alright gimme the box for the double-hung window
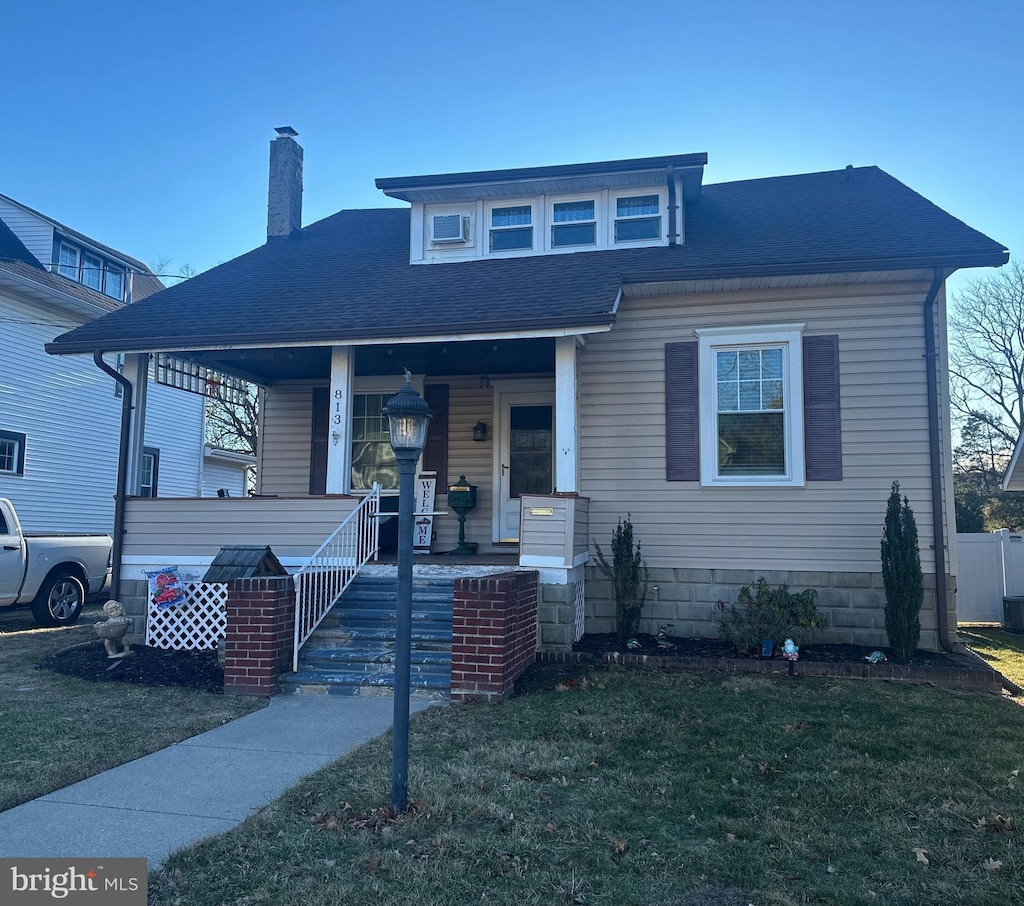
[696,325,805,486]
[489,205,533,252]
[0,430,26,476]
[57,243,80,280]
[103,265,125,300]
[614,194,662,242]
[82,252,103,291]
[551,200,596,248]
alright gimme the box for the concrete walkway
[0,695,431,867]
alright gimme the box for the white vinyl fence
[956,530,1024,623]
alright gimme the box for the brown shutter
[665,341,699,480]
[423,384,449,492]
[803,335,843,481]
[309,386,328,495]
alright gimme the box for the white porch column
[554,335,580,493]
[326,346,354,494]
[124,353,149,496]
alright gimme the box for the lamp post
[384,370,432,813]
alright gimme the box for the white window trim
[548,195,598,250]
[0,430,25,476]
[485,200,535,257]
[57,242,80,280]
[695,324,805,488]
[81,252,103,290]
[613,187,669,245]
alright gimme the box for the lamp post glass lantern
[383,371,431,813]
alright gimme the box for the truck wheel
[31,573,85,627]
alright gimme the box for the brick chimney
[267,127,303,240]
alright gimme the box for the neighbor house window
[551,200,596,247]
[53,238,127,301]
[57,243,80,280]
[140,447,159,497]
[103,264,125,300]
[0,430,26,476]
[351,393,398,491]
[489,205,533,252]
[82,252,103,290]
[614,194,662,242]
[695,325,805,486]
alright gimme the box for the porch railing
[292,483,381,671]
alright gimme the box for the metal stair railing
[292,482,381,671]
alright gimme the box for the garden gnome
[94,599,133,659]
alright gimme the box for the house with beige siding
[46,131,1008,667]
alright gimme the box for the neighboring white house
[0,193,210,533]
[203,446,255,497]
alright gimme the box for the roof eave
[621,250,1010,285]
[45,311,618,357]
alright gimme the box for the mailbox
[447,475,477,510]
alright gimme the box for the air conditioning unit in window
[430,213,469,244]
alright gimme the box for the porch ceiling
[174,337,556,384]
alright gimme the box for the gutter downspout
[94,351,132,600]
[922,268,954,652]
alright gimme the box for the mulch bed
[39,640,225,694]
[522,632,1003,695]
[572,632,960,668]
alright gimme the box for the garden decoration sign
[146,567,186,609]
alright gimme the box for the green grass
[960,627,1024,689]
[151,666,1024,906]
[0,601,263,812]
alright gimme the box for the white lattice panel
[572,577,586,642]
[147,582,227,650]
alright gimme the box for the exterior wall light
[473,421,488,442]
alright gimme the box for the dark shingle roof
[47,166,1007,355]
[0,217,41,266]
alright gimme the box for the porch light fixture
[383,370,432,814]
[479,374,490,389]
[472,421,487,442]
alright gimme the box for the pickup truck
[0,498,112,626]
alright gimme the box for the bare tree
[949,259,1024,449]
[206,385,260,457]
[148,258,258,456]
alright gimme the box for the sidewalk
[0,695,432,867]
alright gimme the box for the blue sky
[2,0,1020,298]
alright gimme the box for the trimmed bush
[881,480,923,661]
[594,515,648,644]
[718,577,826,656]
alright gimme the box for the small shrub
[881,480,923,661]
[594,515,649,644]
[718,577,827,655]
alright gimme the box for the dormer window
[614,194,662,242]
[551,200,596,248]
[55,240,127,301]
[57,243,80,280]
[82,252,103,291]
[489,205,533,252]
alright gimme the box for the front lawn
[152,666,1024,906]
[0,603,262,812]
[960,626,1024,689]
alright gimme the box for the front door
[495,390,554,543]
